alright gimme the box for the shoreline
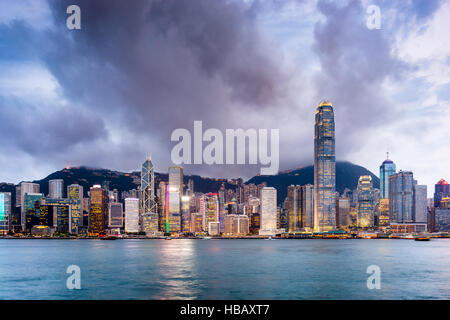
[1,236,449,240]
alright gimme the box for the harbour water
[0,239,449,300]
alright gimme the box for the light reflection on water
[0,239,449,299]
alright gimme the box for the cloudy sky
[0,0,449,195]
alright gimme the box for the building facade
[379,156,396,199]
[49,179,64,199]
[141,157,158,234]
[168,166,183,233]
[389,171,415,223]
[259,187,278,235]
[357,175,375,228]
[0,192,11,235]
[314,101,336,232]
[67,184,83,233]
[89,185,108,235]
[124,198,139,233]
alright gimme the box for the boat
[202,236,212,240]
[165,237,172,240]
[265,236,274,240]
[415,237,430,241]
[101,235,118,240]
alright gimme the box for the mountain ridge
[0,161,379,206]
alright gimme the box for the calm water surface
[0,239,449,299]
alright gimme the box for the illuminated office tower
[259,187,277,235]
[181,195,191,233]
[109,202,123,228]
[301,184,314,230]
[49,179,64,199]
[190,212,203,233]
[157,181,167,233]
[314,101,336,232]
[67,184,83,233]
[168,166,183,233]
[141,157,158,233]
[434,179,449,208]
[125,198,139,233]
[379,154,396,199]
[19,182,40,231]
[357,175,375,228]
[413,184,427,224]
[0,192,11,235]
[89,185,108,235]
[286,185,301,232]
[224,214,249,236]
[40,198,71,233]
[23,193,44,233]
[389,171,414,223]
[378,198,390,226]
[202,193,219,231]
[208,221,220,236]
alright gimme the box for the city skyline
[0,0,449,194]
[1,96,446,237]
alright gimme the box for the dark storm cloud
[1,0,443,181]
[312,0,411,157]
[0,96,107,155]
[45,0,286,123]
[28,0,289,176]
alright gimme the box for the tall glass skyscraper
[314,101,336,232]
[168,166,183,233]
[379,154,396,199]
[141,157,158,234]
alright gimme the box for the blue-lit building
[0,192,11,235]
[314,101,336,232]
[379,155,396,199]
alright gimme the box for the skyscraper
[108,202,123,228]
[314,101,336,232]
[357,175,375,228]
[89,185,108,235]
[0,192,11,235]
[379,154,396,199]
[413,184,427,223]
[67,184,83,233]
[181,195,190,233]
[49,179,64,199]
[301,184,314,230]
[125,198,139,233]
[18,182,40,231]
[434,179,449,208]
[389,171,414,223]
[168,166,183,233]
[141,157,158,233]
[202,193,219,232]
[286,185,301,232]
[259,187,277,235]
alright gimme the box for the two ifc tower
[314,101,336,232]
